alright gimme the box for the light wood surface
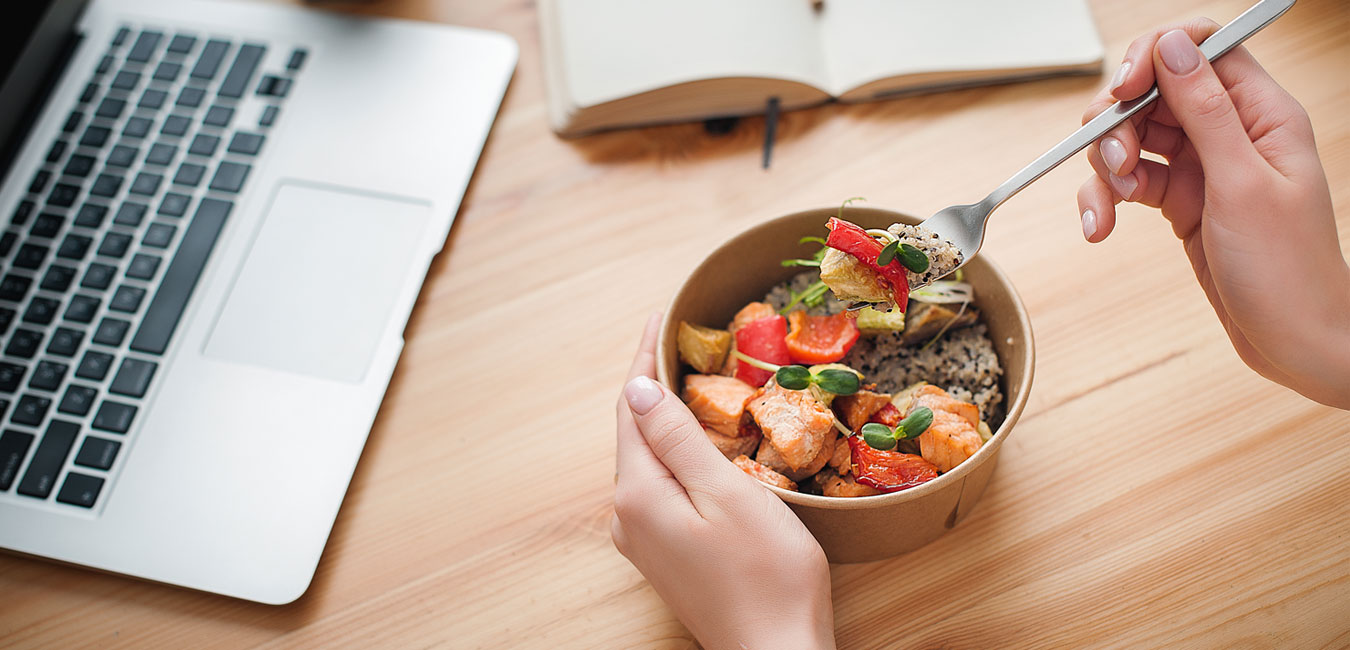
[3,0,1348,647]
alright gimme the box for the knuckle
[1190,86,1236,125]
[612,486,645,523]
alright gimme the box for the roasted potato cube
[678,321,732,374]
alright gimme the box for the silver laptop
[0,0,515,603]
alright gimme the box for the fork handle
[980,0,1296,211]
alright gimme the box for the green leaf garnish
[813,369,860,395]
[836,196,865,220]
[897,244,930,273]
[862,424,897,450]
[779,280,831,314]
[798,236,828,246]
[781,258,821,268]
[895,406,934,439]
[876,239,899,266]
[775,365,811,390]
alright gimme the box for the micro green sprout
[859,406,935,450]
[729,351,860,396]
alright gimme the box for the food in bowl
[675,217,1001,498]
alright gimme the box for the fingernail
[1109,60,1131,93]
[1109,172,1138,200]
[1081,208,1097,241]
[624,376,664,415]
[1100,137,1127,175]
[1158,30,1200,75]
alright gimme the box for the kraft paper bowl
[657,207,1034,563]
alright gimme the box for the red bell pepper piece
[734,315,791,387]
[824,218,910,309]
[848,436,939,493]
[868,403,903,428]
[784,310,860,365]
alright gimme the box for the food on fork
[816,218,962,312]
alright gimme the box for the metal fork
[920,0,1295,270]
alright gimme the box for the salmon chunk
[733,455,797,491]
[832,389,893,431]
[912,384,979,428]
[682,374,756,437]
[705,428,760,460]
[816,470,882,498]
[916,408,982,473]
[746,383,835,471]
[755,433,833,482]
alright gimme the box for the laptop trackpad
[204,182,431,382]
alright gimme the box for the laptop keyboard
[0,26,305,510]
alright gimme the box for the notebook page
[818,0,1103,96]
[553,0,830,107]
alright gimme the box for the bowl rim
[658,206,1035,511]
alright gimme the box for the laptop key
[47,328,84,357]
[63,153,96,177]
[0,232,15,258]
[74,204,108,228]
[167,34,197,54]
[80,125,111,148]
[219,44,266,98]
[97,232,133,259]
[13,200,36,226]
[29,170,52,194]
[161,114,191,137]
[203,105,233,127]
[95,55,114,75]
[12,394,52,427]
[227,132,265,155]
[47,183,80,207]
[14,243,48,269]
[110,70,140,91]
[153,61,182,82]
[56,472,104,508]
[143,223,176,248]
[110,358,157,398]
[111,27,130,47]
[56,233,93,260]
[139,88,168,110]
[64,295,101,324]
[113,202,148,227]
[123,117,153,139]
[129,172,162,196]
[146,142,176,166]
[59,385,98,417]
[0,430,34,491]
[256,75,291,98]
[259,105,279,127]
[131,198,231,355]
[126,253,161,280]
[82,263,117,289]
[92,318,131,346]
[176,86,206,108]
[0,274,33,302]
[0,363,24,392]
[47,139,68,162]
[209,162,250,193]
[108,144,139,167]
[30,213,64,238]
[287,48,307,71]
[74,435,119,469]
[188,134,219,157]
[173,162,206,187]
[191,39,231,80]
[90,173,124,198]
[127,31,163,63]
[110,285,146,313]
[158,192,189,217]
[29,361,68,392]
[92,400,137,433]
[75,350,114,380]
[94,97,125,120]
[17,420,79,499]
[40,265,77,292]
[22,297,60,326]
[0,307,12,335]
[6,329,43,359]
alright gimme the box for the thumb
[623,376,740,491]
[1153,29,1260,176]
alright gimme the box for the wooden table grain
[3,0,1348,647]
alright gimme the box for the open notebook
[540,0,1104,136]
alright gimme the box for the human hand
[1077,21,1350,408]
[612,314,836,650]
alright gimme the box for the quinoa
[887,223,962,289]
[766,270,1004,427]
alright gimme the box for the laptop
[0,0,515,604]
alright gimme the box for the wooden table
[4,0,1347,647]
